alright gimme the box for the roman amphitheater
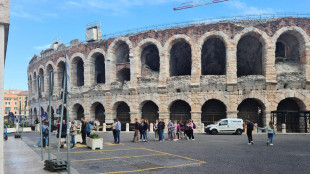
[27,16,310,133]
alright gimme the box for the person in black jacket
[81,117,86,144]
[246,119,254,145]
[158,119,165,142]
[132,118,139,142]
[139,119,147,142]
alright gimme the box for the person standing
[132,118,140,142]
[112,119,117,143]
[173,121,178,141]
[246,119,254,145]
[58,120,67,148]
[114,119,121,144]
[177,121,182,139]
[146,120,150,142]
[259,121,276,146]
[34,120,48,148]
[167,120,173,140]
[158,119,165,142]
[81,117,86,144]
[70,121,77,149]
[139,119,147,142]
[85,120,92,137]
[154,120,159,141]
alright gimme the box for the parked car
[205,118,244,135]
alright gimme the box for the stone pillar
[105,60,111,85]
[227,111,238,118]
[158,52,167,86]
[105,112,114,124]
[264,44,277,83]
[226,42,237,84]
[129,56,138,89]
[191,111,202,133]
[190,46,201,85]
[201,123,205,133]
[129,112,138,123]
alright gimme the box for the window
[8,102,10,105]
[5,107,10,111]
[15,102,17,105]
[219,120,228,126]
[14,107,18,110]
[5,102,7,104]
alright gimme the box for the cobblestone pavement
[13,132,310,174]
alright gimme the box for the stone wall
[27,17,310,133]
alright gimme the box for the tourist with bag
[132,118,140,142]
[70,121,77,149]
[154,119,159,141]
[259,121,276,146]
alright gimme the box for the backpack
[43,128,49,136]
[193,123,196,129]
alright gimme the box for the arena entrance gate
[271,111,310,133]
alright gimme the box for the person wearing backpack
[70,121,77,149]
[34,120,48,148]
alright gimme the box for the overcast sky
[4,0,310,90]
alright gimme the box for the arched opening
[141,44,160,77]
[201,37,226,75]
[116,102,130,124]
[275,32,300,63]
[115,42,130,64]
[94,53,105,84]
[57,61,65,88]
[39,68,44,92]
[201,99,227,126]
[141,101,159,124]
[170,100,191,122]
[237,34,263,77]
[72,57,84,87]
[72,104,84,121]
[276,98,301,132]
[46,64,54,91]
[90,102,105,124]
[117,68,130,84]
[237,98,264,127]
[170,40,192,76]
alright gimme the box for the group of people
[132,119,196,142]
[245,119,276,146]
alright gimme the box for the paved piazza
[14,132,310,174]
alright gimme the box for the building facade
[3,90,29,116]
[27,17,310,133]
[0,0,10,173]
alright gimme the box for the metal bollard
[282,123,286,133]
[150,123,154,133]
[126,123,129,132]
[103,123,106,132]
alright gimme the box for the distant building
[3,90,28,116]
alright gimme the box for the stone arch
[200,34,227,75]
[201,99,227,125]
[272,27,310,84]
[275,97,306,132]
[234,28,269,77]
[28,74,32,94]
[90,102,105,124]
[135,39,162,77]
[117,68,130,84]
[237,98,265,127]
[56,58,65,89]
[87,48,106,86]
[45,62,55,92]
[33,70,38,93]
[169,100,191,122]
[71,103,84,121]
[164,34,194,77]
[71,55,85,87]
[112,101,131,124]
[140,100,159,124]
[38,67,45,92]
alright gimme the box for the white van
[205,118,244,135]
